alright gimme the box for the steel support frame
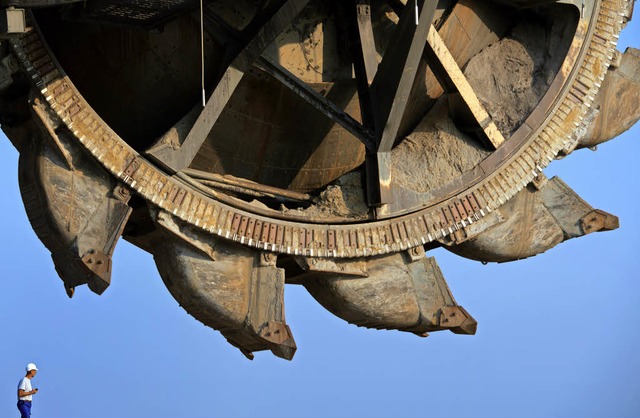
[147,0,505,214]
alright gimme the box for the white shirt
[18,377,32,401]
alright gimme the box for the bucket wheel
[0,0,638,359]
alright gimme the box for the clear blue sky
[1,15,640,418]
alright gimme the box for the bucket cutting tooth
[150,210,296,360]
[18,100,131,295]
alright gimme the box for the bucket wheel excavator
[0,0,638,360]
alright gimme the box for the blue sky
[1,13,640,418]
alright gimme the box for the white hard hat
[26,363,38,372]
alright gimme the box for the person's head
[25,363,38,378]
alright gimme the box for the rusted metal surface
[575,47,640,150]
[304,252,477,336]
[152,210,297,360]
[445,176,620,262]
[19,97,132,295]
[425,26,505,149]
[9,0,624,254]
[255,54,376,151]
[182,167,315,203]
[0,0,637,359]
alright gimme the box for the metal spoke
[255,56,377,152]
[360,0,438,206]
[424,25,505,149]
[340,0,378,131]
[356,0,379,84]
[370,0,437,152]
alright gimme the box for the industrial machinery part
[0,0,638,360]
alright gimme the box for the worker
[17,363,39,418]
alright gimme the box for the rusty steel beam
[181,167,314,203]
[370,0,437,152]
[255,55,377,151]
[342,0,376,130]
[424,25,506,149]
[364,0,437,205]
[340,1,381,205]
[355,0,378,84]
